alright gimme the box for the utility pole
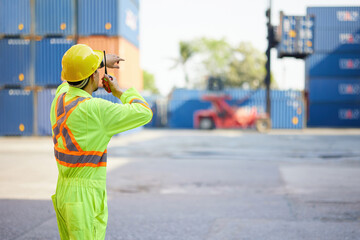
[265,0,272,121]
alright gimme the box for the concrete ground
[0,129,360,240]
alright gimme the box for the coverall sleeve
[101,87,153,137]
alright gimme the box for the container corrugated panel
[0,89,33,136]
[168,99,212,128]
[308,78,360,102]
[78,0,139,47]
[314,29,360,53]
[271,99,304,129]
[308,102,360,127]
[0,0,31,35]
[168,98,265,129]
[37,88,56,136]
[35,38,74,86]
[35,0,75,36]
[78,36,142,90]
[0,39,31,87]
[307,7,360,30]
[170,89,303,102]
[118,0,139,47]
[168,91,304,129]
[306,53,360,77]
[278,15,314,57]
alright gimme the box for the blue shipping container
[35,38,74,86]
[37,88,56,136]
[0,0,31,35]
[171,88,302,101]
[271,99,304,129]
[35,0,75,36]
[0,39,31,87]
[78,0,139,47]
[307,7,360,30]
[314,29,360,53]
[306,53,360,77]
[0,89,33,136]
[168,97,303,129]
[278,15,314,57]
[308,78,360,103]
[308,103,360,127]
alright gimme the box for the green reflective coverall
[50,82,152,239]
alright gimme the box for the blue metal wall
[306,6,360,128]
[308,103,360,127]
[309,78,360,102]
[118,0,139,47]
[307,7,360,30]
[0,89,33,136]
[78,0,139,47]
[0,39,31,87]
[306,53,360,77]
[35,0,75,36]
[0,0,31,35]
[168,89,304,129]
[314,29,360,53]
[37,88,56,136]
[35,38,74,86]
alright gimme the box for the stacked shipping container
[0,0,141,136]
[77,0,142,90]
[306,7,360,127]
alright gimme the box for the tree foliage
[171,41,196,87]
[174,38,275,89]
[143,70,159,94]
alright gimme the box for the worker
[50,44,152,239]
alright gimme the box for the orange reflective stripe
[129,98,148,106]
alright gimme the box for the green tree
[143,70,159,94]
[225,42,266,88]
[171,41,195,87]
[193,37,233,77]
[181,38,275,89]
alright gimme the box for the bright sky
[139,0,360,95]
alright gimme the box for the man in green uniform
[50,44,152,239]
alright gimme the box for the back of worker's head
[61,44,103,89]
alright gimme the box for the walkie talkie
[102,50,112,93]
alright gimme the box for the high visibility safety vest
[50,82,152,179]
[53,92,107,168]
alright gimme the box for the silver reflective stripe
[56,93,65,117]
[54,149,107,165]
[62,127,79,151]
[131,99,149,106]
[53,95,88,149]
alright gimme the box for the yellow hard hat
[61,44,103,82]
